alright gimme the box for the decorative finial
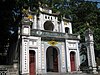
[86,22,89,26]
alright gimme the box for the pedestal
[92,67,98,74]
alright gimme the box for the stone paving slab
[37,71,100,75]
[43,72,100,75]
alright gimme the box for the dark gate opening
[29,50,35,75]
[46,47,58,72]
[70,51,76,71]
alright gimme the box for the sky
[86,0,100,8]
[87,0,100,1]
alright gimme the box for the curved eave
[40,11,60,16]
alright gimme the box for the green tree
[0,0,100,64]
[70,1,100,52]
[39,0,100,55]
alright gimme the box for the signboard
[31,29,65,38]
[31,29,78,40]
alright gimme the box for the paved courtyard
[44,72,100,75]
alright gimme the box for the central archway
[46,46,59,72]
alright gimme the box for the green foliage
[77,3,100,51]
[0,0,100,55]
[17,0,100,51]
[94,28,100,50]
[69,1,100,51]
[38,0,100,51]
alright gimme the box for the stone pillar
[22,17,30,36]
[20,37,29,75]
[37,37,42,74]
[68,22,72,34]
[33,15,37,29]
[61,20,65,33]
[41,44,45,73]
[76,41,81,71]
[13,60,19,75]
[20,18,30,75]
[13,60,18,69]
[85,28,98,74]
[37,14,41,30]
[65,40,71,72]
[37,19,41,30]
[61,43,66,73]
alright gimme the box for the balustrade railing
[0,65,18,75]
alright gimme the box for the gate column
[85,28,98,74]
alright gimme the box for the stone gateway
[20,6,80,75]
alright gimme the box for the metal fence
[0,70,8,75]
[0,65,18,75]
[0,66,8,75]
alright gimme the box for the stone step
[43,72,98,75]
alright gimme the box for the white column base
[21,73,29,75]
[98,66,100,70]
[92,67,98,74]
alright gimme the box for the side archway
[29,50,36,75]
[70,51,76,71]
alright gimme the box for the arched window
[65,27,69,33]
[44,21,54,31]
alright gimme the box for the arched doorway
[46,46,59,72]
[29,50,36,75]
[70,51,76,71]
